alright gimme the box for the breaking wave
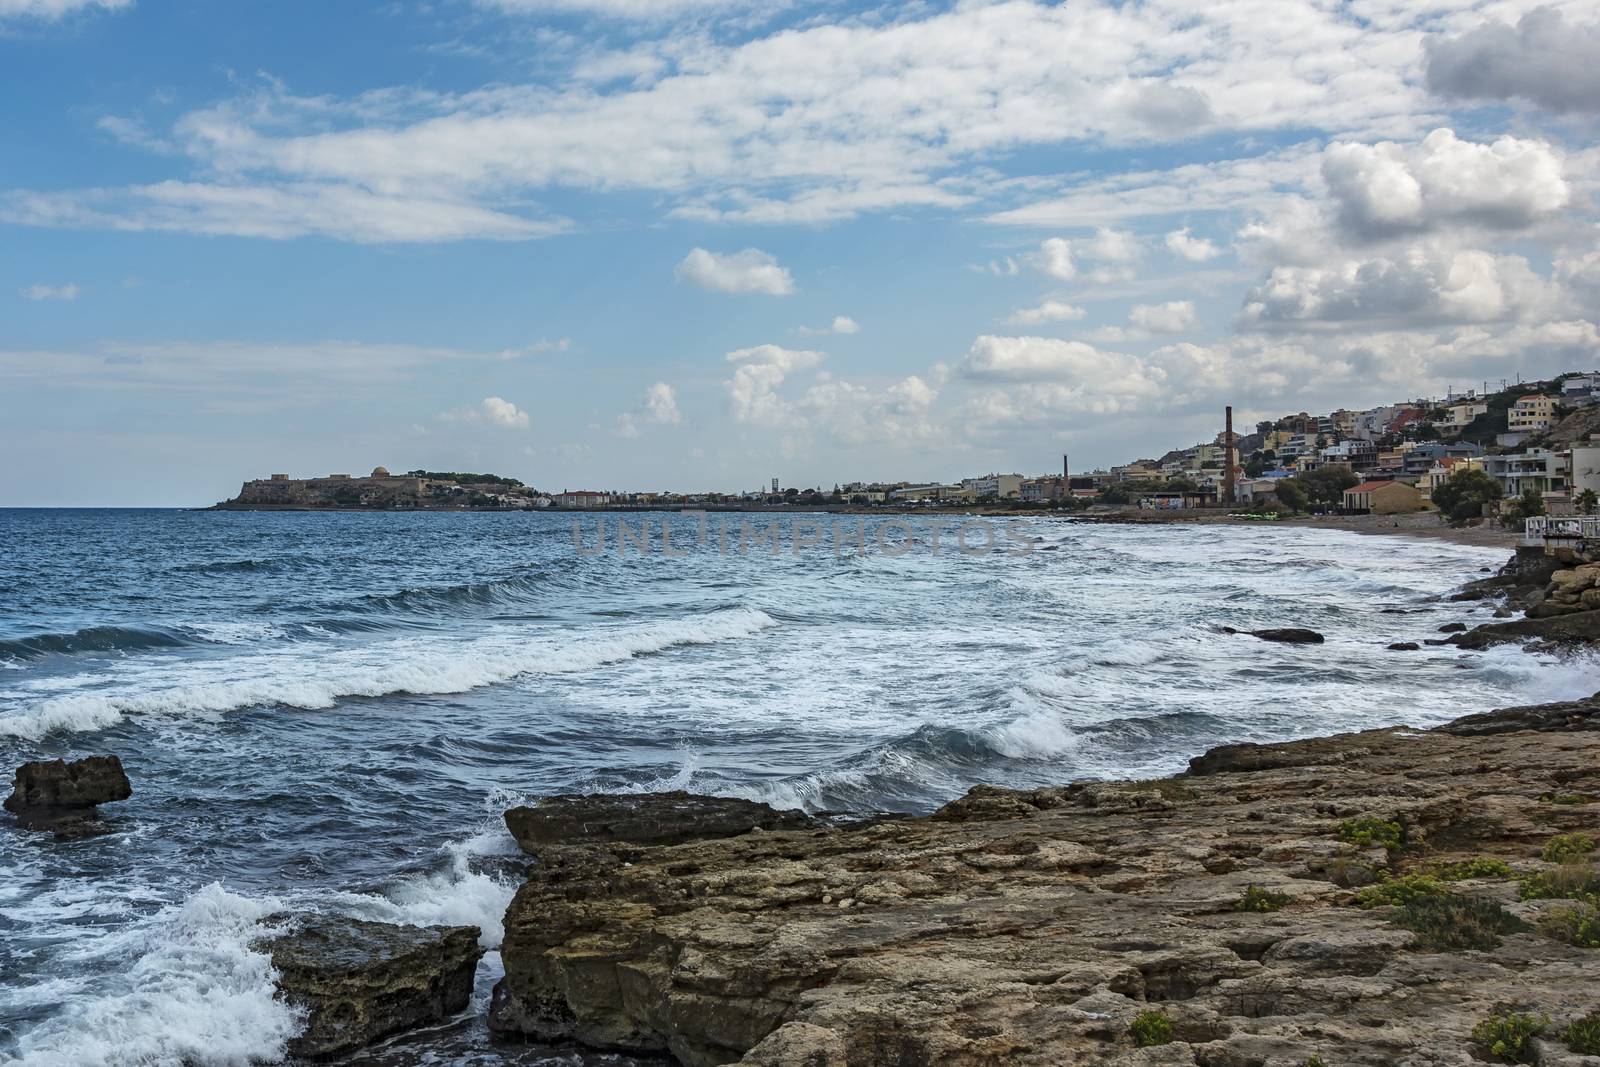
[0,608,777,739]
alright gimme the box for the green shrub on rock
[1429,857,1513,881]
[1355,873,1448,908]
[1538,904,1600,948]
[1564,1010,1600,1055]
[1471,1011,1548,1064]
[1236,885,1292,912]
[1390,894,1528,951]
[1519,863,1600,904]
[1338,816,1404,851]
[1542,833,1596,862]
[1129,1010,1173,1048]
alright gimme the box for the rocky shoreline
[487,696,1600,1066]
[9,545,1600,1065]
[476,547,1600,1066]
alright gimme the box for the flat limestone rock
[504,790,814,854]
[491,692,1600,1066]
[263,917,484,1061]
[4,755,132,838]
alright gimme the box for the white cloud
[959,335,1159,394]
[1083,228,1141,263]
[1165,228,1220,262]
[1006,300,1087,326]
[643,381,681,424]
[478,0,744,16]
[0,0,128,19]
[988,146,1322,228]
[2,181,561,244]
[1426,7,1600,114]
[1024,238,1076,282]
[797,315,860,336]
[723,344,823,424]
[801,372,944,445]
[674,247,795,295]
[20,283,80,301]
[1241,246,1551,329]
[14,0,1492,240]
[1321,129,1568,241]
[446,396,531,429]
[1129,300,1197,333]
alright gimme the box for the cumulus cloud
[1321,129,1568,241]
[959,335,1160,395]
[20,283,80,301]
[1006,300,1087,326]
[801,372,944,445]
[1024,238,1076,282]
[1165,228,1221,262]
[1129,300,1196,333]
[674,247,795,295]
[0,0,128,19]
[442,396,531,428]
[723,344,823,424]
[1241,246,1551,329]
[1426,8,1600,115]
[643,381,681,424]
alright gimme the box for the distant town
[215,371,1600,523]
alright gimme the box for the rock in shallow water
[504,790,814,854]
[1219,626,1324,644]
[262,917,484,1061]
[3,754,131,838]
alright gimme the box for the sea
[0,508,1592,1067]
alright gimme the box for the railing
[1524,516,1600,545]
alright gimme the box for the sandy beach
[1062,509,1524,549]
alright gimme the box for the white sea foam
[0,607,777,739]
[9,884,300,1067]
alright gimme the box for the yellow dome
[371,466,391,478]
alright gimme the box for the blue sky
[3,0,1599,505]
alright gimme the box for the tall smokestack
[1223,406,1236,506]
[1062,453,1069,481]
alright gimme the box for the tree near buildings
[1431,469,1503,525]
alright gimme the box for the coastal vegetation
[1235,885,1291,912]
[1389,894,1528,951]
[1427,857,1514,881]
[1564,1011,1600,1055]
[1354,873,1447,908]
[1541,832,1596,862]
[1128,1011,1172,1048]
[1336,815,1405,851]
[1471,1011,1548,1064]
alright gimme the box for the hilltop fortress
[214,468,542,510]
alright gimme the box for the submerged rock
[1386,641,1420,651]
[490,697,1600,1065]
[4,755,131,838]
[1220,626,1324,644]
[262,916,484,1061]
[1436,622,1467,633]
[504,790,814,855]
